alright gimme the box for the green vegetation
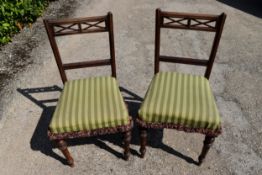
[0,0,48,44]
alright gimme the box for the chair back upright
[154,9,226,79]
[44,12,116,84]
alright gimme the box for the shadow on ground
[17,85,198,166]
[217,0,262,18]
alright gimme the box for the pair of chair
[44,9,226,167]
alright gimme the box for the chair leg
[198,135,215,165]
[57,140,74,167]
[123,130,131,160]
[139,128,147,158]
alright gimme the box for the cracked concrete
[0,0,261,174]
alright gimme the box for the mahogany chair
[137,9,226,165]
[44,12,132,167]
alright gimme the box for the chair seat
[138,72,221,133]
[49,76,129,133]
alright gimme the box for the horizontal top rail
[158,9,225,32]
[160,11,220,20]
[45,15,107,25]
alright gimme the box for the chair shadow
[17,85,198,165]
[217,0,262,18]
[17,86,68,165]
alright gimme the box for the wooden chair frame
[44,12,117,83]
[44,12,132,167]
[138,9,226,165]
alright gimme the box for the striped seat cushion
[139,72,221,132]
[49,76,129,133]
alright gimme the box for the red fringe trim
[48,119,133,140]
[136,118,221,137]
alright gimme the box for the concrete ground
[0,0,261,174]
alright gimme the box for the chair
[137,9,226,165]
[44,12,132,167]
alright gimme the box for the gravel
[0,0,261,174]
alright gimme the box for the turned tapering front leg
[198,135,215,165]
[140,128,147,158]
[123,130,131,160]
[57,140,74,167]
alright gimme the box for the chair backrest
[44,12,116,84]
[154,9,226,79]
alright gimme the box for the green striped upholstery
[49,76,129,133]
[139,72,221,131]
